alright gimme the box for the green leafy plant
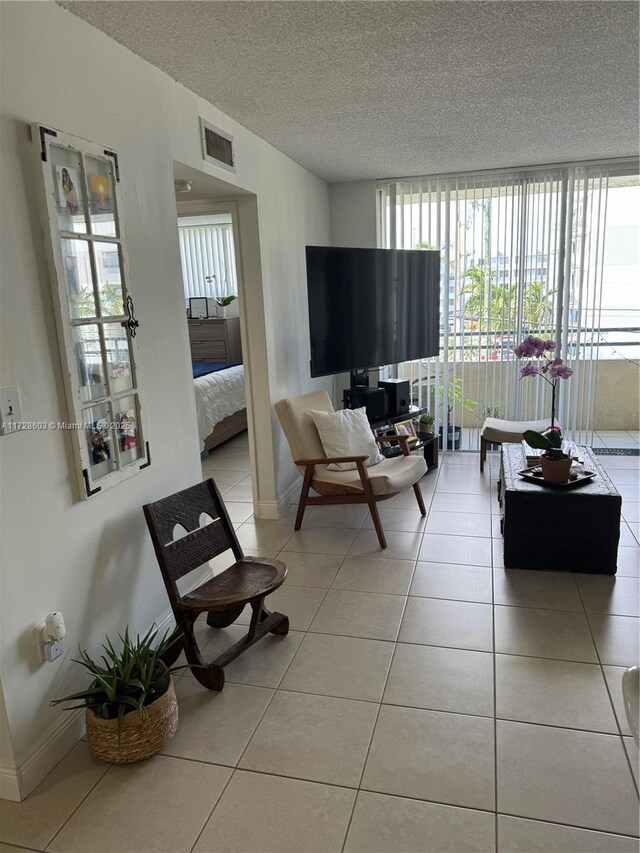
[523,427,566,460]
[215,295,237,307]
[77,281,124,318]
[461,266,555,334]
[481,403,507,420]
[418,412,434,426]
[438,378,477,421]
[51,626,183,730]
[204,272,237,307]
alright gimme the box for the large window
[177,214,238,300]
[34,125,149,497]
[379,161,639,447]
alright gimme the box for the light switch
[0,387,22,435]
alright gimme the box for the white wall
[0,1,329,797]
[330,181,378,248]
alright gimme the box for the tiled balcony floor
[2,431,637,853]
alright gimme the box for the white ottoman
[480,417,556,471]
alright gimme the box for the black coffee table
[497,443,622,574]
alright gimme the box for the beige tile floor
[2,432,638,853]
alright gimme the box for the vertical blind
[378,161,636,449]
[178,218,238,300]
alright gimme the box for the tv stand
[372,406,439,472]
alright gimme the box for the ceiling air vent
[200,118,235,173]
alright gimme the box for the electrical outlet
[0,388,22,435]
[44,640,64,662]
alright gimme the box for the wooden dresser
[188,317,242,363]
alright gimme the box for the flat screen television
[306,246,440,378]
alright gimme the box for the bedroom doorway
[175,189,255,524]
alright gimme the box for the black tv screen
[306,246,440,378]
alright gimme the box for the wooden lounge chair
[143,478,288,691]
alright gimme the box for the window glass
[62,238,95,318]
[103,323,133,393]
[85,155,117,238]
[73,325,106,402]
[94,242,124,317]
[114,394,142,465]
[52,148,87,234]
[84,402,116,480]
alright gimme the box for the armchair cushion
[310,406,383,471]
[274,390,334,473]
[481,417,554,444]
[313,454,426,496]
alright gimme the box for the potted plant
[416,412,435,437]
[204,272,237,318]
[51,626,183,764]
[514,334,574,483]
[214,294,237,318]
[437,379,477,450]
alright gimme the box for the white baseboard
[17,708,85,800]
[0,764,21,802]
[256,476,301,520]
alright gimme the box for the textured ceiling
[59,1,639,183]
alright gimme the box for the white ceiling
[60,1,639,183]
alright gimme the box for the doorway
[172,167,262,528]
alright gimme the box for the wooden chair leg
[412,482,427,516]
[159,626,184,668]
[179,613,225,691]
[480,436,487,472]
[257,601,289,636]
[295,465,314,530]
[355,459,387,548]
[368,497,387,549]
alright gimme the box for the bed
[193,362,247,452]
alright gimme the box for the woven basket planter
[85,677,178,764]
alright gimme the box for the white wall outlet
[44,640,64,662]
[0,387,22,435]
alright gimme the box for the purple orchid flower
[514,339,538,357]
[550,362,573,379]
[519,361,540,377]
[527,335,545,355]
[513,336,573,432]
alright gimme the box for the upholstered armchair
[275,390,427,549]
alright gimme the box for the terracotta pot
[540,455,572,484]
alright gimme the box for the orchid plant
[205,272,237,307]
[513,335,573,460]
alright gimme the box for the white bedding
[194,365,245,450]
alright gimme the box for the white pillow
[310,407,383,471]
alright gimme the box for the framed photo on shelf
[189,297,208,319]
[393,418,418,444]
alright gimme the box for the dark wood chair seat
[143,479,289,692]
[178,558,287,611]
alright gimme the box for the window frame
[32,123,150,499]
